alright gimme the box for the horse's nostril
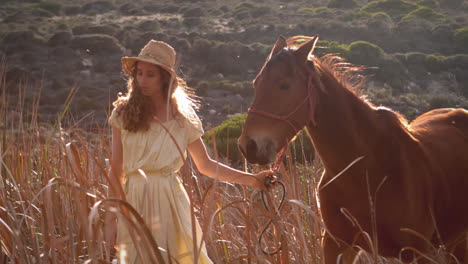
[246,139,258,155]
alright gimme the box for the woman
[108,40,274,263]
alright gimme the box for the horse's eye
[280,84,289,90]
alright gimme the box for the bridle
[248,61,318,139]
[249,60,319,255]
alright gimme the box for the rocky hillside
[1,0,468,128]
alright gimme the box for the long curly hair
[113,62,197,132]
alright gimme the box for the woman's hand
[251,170,277,191]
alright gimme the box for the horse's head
[238,35,319,165]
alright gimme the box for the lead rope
[258,147,287,255]
[257,60,317,255]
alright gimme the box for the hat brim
[121,56,177,82]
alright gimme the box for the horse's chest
[318,180,372,231]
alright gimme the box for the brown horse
[238,35,468,263]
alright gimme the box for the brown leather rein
[249,62,317,255]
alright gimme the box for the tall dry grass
[0,58,458,264]
[0,58,324,263]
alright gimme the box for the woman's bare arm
[188,138,273,190]
[109,126,123,197]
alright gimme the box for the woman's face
[136,61,166,98]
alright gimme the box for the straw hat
[121,40,177,83]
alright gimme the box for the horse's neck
[306,74,377,174]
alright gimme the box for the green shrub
[416,0,440,9]
[463,2,468,11]
[362,0,418,19]
[316,40,349,57]
[428,95,458,109]
[297,7,330,14]
[443,0,464,9]
[138,20,161,32]
[378,55,407,91]
[32,7,55,17]
[297,7,315,13]
[328,0,358,9]
[203,113,247,163]
[347,41,385,66]
[403,52,428,74]
[235,1,256,9]
[340,10,371,21]
[316,7,331,14]
[203,114,315,164]
[444,54,468,69]
[400,52,448,75]
[183,7,205,17]
[371,11,392,20]
[196,81,210,95]
[454,27,468,52]
[401,7,445,22]
[249,42,271,56]
[36,1,62,15]
[368,12,393,31]
[424,54,446,73]
[70,34,124,55]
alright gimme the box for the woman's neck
[150,95,174,122]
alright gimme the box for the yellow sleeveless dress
[109,107,212,264]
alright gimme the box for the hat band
[139,53,174,69]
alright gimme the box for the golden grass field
[0,60,457,263]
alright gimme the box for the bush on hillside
[316,40,349,57]
[362,0,418,19]
[119,3,139,15]
[232,1,270,19]
[328,0,358,9]
[183,17,205,28]
[424,54,446,73]
[32,7,54,17]
[203,113,247,163]
[82,1,115,14]
[402,7,445,22]
[183,7,205,18]
[297,7,315,13]
[403,52,428,74]
[70,34,124,55]
[416,0,440,9]
[48,31,73,46]
[393,19,433,51]
[196,80,251,97]
[347,41,385,66]
[138,20,161,32]
[340,10,371,21]
[192,38,215,59]
[444,54,468,69]
[454,27,468,52]
[368,12,393,33]
[442,0,464,9]
[401,52,452,74]
[63,5,81,16]
[428,95,459,109]
[203,114,315,164]
[235,1,256,10]
[371,11,392,21]
[3,31,45,52]
[36,1,62,15]
[72,24,118,36]
[377,55,407,91]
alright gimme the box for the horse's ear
[295,35,319,62]
[268,36,287,60]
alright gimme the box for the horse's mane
[286,36,366,96]
[285,35,410,128]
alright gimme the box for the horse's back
[410,108,468,246]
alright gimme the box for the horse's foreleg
[323,232,358,264]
